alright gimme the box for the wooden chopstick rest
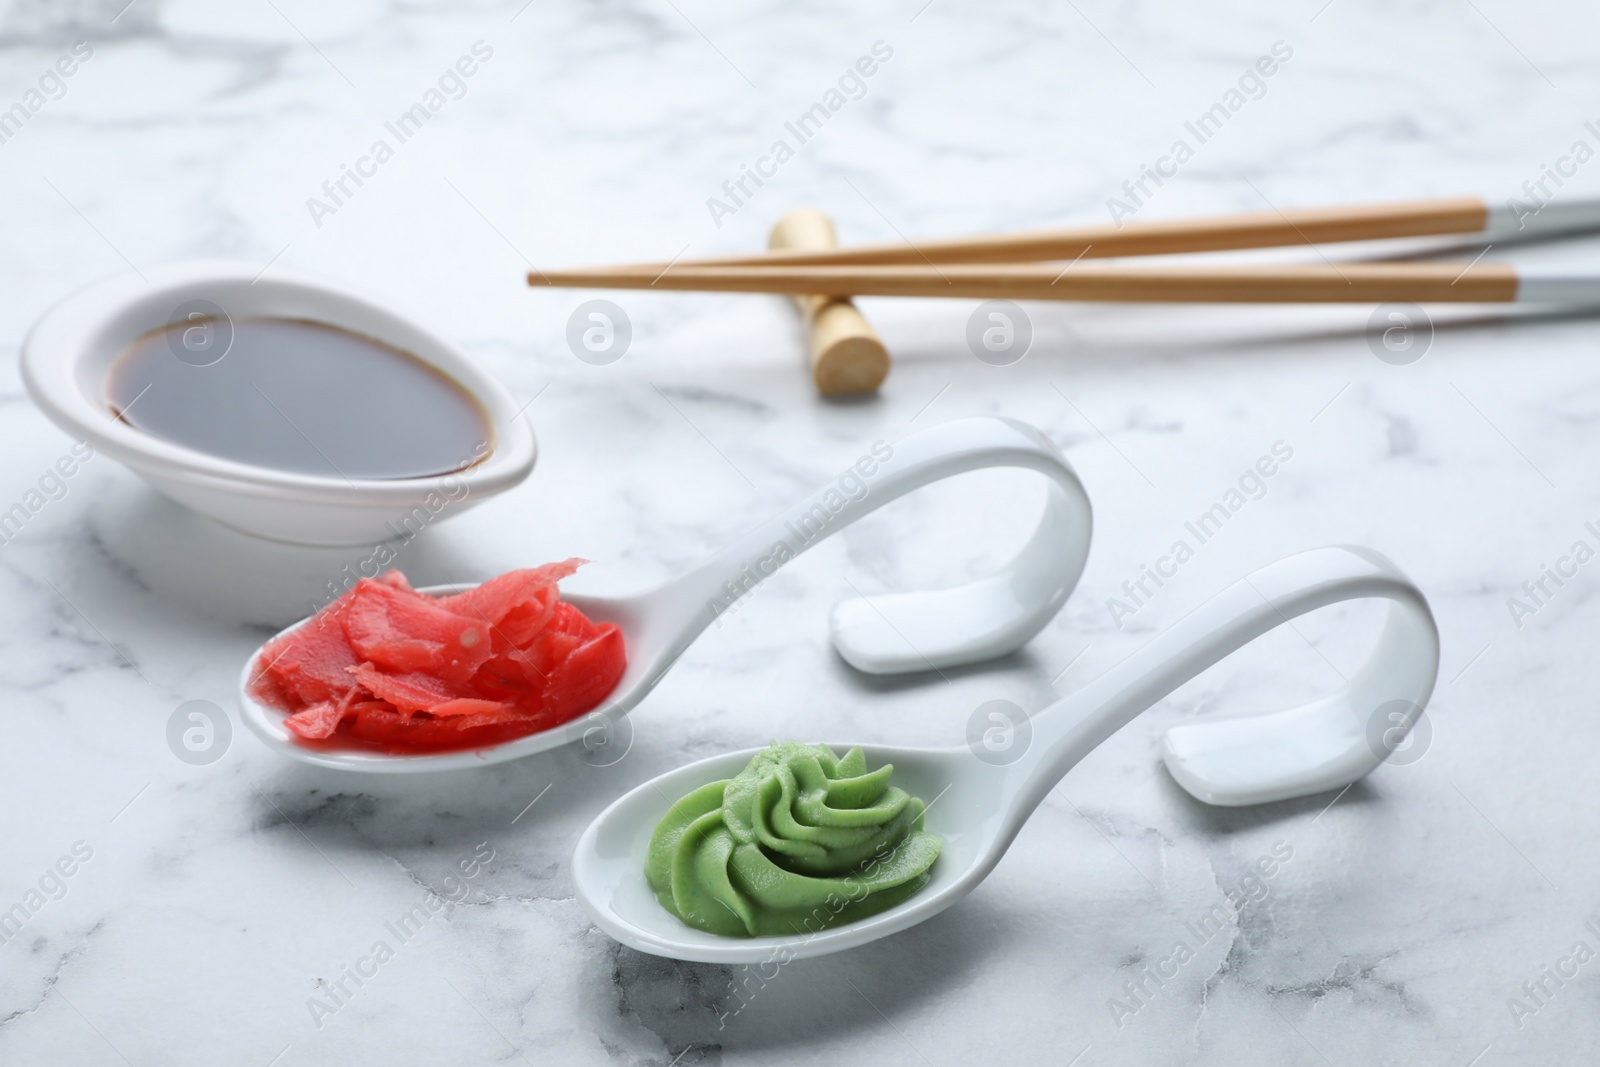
[767,209,889,396]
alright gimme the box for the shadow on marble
[249,742,620,829]
[828,645,1053,694]
[1203,302,1600,359]
[817,390,884,411]
[245,750,613,901]
[609,894,1026,1057]
[882,295,1600,381]
[1154,766,1383,836]
[89,475,479,629]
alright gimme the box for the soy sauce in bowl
[106,316,491,480]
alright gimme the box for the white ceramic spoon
[571,544,1439,963]
[238,416,1093,772]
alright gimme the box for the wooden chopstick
[559,197,1496,272]
[530,262,1523,303]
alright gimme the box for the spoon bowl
[572,544,1440,962]
[572,742,1005,962]
[238,416,1093,771]
[573,742,1007,963]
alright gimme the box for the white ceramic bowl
[21,261,536,546]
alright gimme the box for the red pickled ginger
[248,561,625,753]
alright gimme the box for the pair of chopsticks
[529,196,1600,304]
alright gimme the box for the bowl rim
[20,260,536,504]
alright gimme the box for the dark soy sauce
[107,317,491,480]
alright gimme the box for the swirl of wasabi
[645,741,943,937]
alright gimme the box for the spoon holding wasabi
[571,545,1439,962]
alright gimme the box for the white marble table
[1,1,1597,1063]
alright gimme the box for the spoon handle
[638,415,1091,677]
[1003,546,1438,830]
